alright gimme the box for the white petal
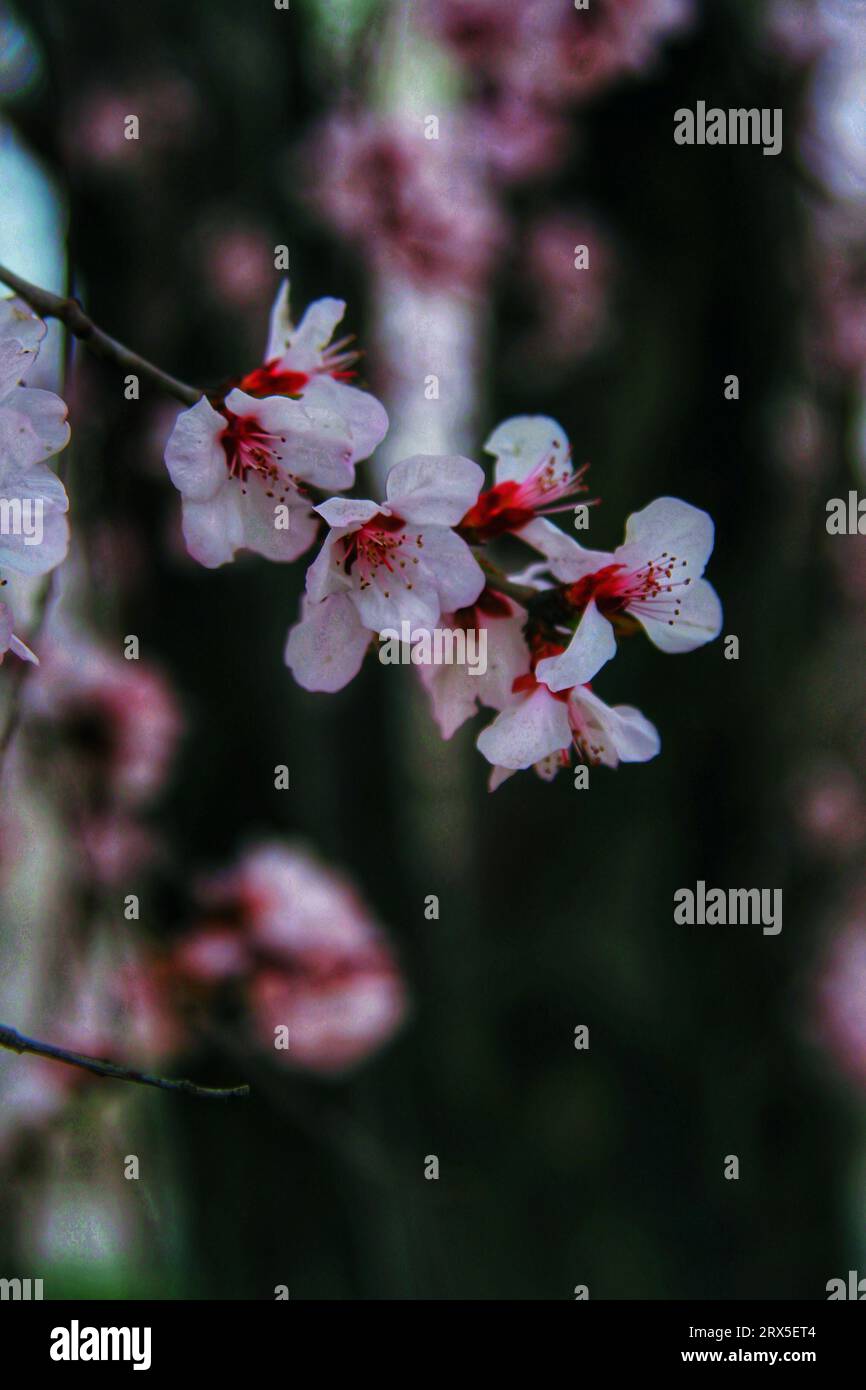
[634,576,723,654]
[418,525,485,612]
[0,337,38,400]
[476,686,571,770]
[0,298,45,354]
[285,594,370,693]
[179,485,244,568]
[305,533,348,603]
[164,396,227,501]
[419,660,480,740]
[568,686,660,768]
[535,599,617,691]
[484,415,570,484]
[301,376,388,464]
[619,496,715,575]
[10,633,38,664]
[240,477,320,562]
[277,296,347,371]
[225,389,355,491]
[264,280,294,362]
[488,764,517,792]
[385,454,484,526]
[517,517,612,581]
[0,387,70,468]
[352,564,440,633]
[315,497,380,530]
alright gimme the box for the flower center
[219,411,299,501]
[459,455,589,541]
[336,512,422,596]
[566,554,692,624]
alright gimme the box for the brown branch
[0,1023,250,1100]
[0,263,202,406]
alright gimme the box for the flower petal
[0,386,70,468]
[568,686,660,768]
[164,396,227,501]
[285,593,370,692]
[301,375,388,464]
[633,576,723,654]
[534,598,617,691]
[484,415,570,484]
[240,477,320,563]
[179,485,244,568]
[314,497,380,530]
[385,454,485,526]
[418,525,485,612]
[476,686,571,770]
[516,517,612,581]
[618,496,715,575]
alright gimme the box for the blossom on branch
[163,285,388,568]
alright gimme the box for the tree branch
[0,1023,250,1100]
[0,263,202,406]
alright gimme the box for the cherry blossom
[175,843,408,1076]
[163,285,388,569]
[164,387,355,568]
[477,667,660,791]
[242,282,388,465]
[0,296,70,578]
[286,454,486,690]
[459,415,596,547]
[530,496,723,691]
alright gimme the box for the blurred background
[1,0,866,1300]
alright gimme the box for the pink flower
[0,297,70,578]
[164,285,388,568]
[529,496,722,690]
[183,843,408,1076]
[477,667,660,790]
[550,0,694,101]
[303,114,504,294]
[816,917,866,1089]
[27,628,182,805]
[286,454,485,691]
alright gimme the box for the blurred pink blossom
[817,915,866,1088]
[179,843,408,1076]
[27,629,182,805]
[302,114,504,294]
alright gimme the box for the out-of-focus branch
[475,553,541,607]
[0,1023,250,1100]
[0,263,201,406]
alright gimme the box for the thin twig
[0,1024,250,1100]
[0,263,201,406]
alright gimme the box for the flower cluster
[163,843,407,1076]
[162,286,722,790]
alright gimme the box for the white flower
[477,678,660,790]
[286,454,486,691]
[163,284,389,569]
[0,297,70,577]
[532,496,723,690]
[164,388,355,568]
[245,282,388,465]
